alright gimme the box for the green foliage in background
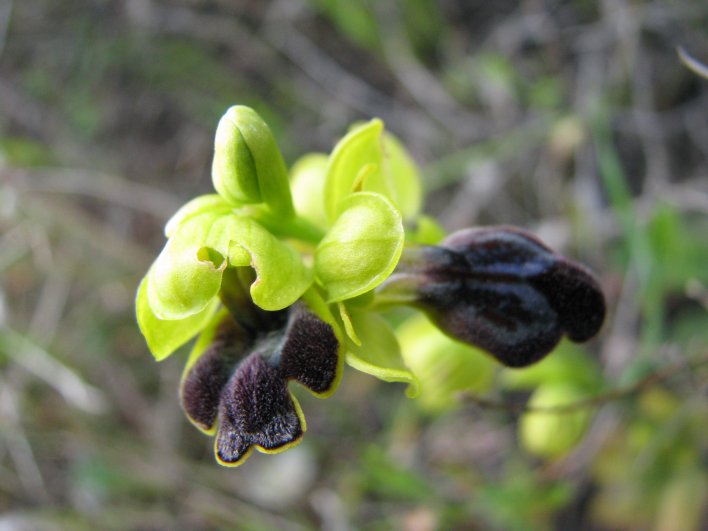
[1,0,707,529]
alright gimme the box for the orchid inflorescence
[136,106,606,466]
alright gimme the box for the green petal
[343,310,419,394]
[147,212,230,320]
[148,211,311,318]
[315,191,404,303]
[397,313,496,411]
[164,194,232,238]
[324,119,423,223]
[324,119,385,224]
[381,132,423,220]
[290,153,329,227]
[212,106,294,217]
[231,217,313,310]
[136,277,220,361]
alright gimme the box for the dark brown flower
[378,226,606,367]
[180,303,341,466]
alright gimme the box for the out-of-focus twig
[28,267,70,347]
[373,3,486,142]
[0,372,49,502]
[0,327,108,414]
[21,194,156,268]
[678,46,708,79]
[262,3,440,145]
[8,168,182,219]
[0,0,13,60]
[461,352,708,414]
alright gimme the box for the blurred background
[1,0,708,529]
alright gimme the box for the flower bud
[212,106,294,217]
[378,226,606,367]
[519,383,591,458]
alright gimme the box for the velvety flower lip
[179,302,341,466]
[179,316,255,434]
[379,226,607,368]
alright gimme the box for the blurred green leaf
[401,0,444,64]
[501,340,602,393]
[360,445,434,501]
[475,464,573,531]
[0,137,53,166]
[398,313,496,411]
[309,0,381,52]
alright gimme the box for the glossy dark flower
[180,302,341,466]
[378,226,606,367]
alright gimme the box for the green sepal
[324,119,423,223]
[290,153,329,227]
[315,191,404,303]
[397,313,496,411]
[212,106,294,217]
[164,194,232,238]
[136,277,220,361]
[343,310,419,395]
[212,111,259,204]
[336,301,361,345]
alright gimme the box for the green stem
[369,245,429,309]
[251,210,326,245]
[461,352,708,414]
